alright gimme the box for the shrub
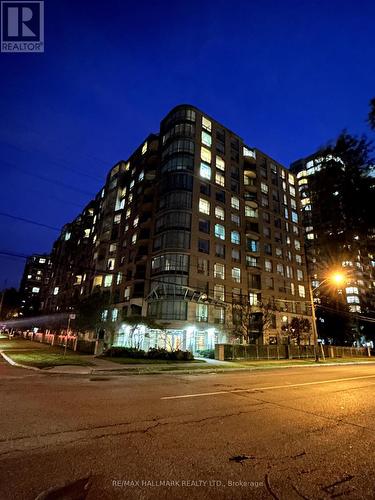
[104,347,146,358]
[103,346,194,361]
[196,349,214,359]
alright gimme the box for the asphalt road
[1,357,375,500]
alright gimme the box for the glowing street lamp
[309,270,346,361]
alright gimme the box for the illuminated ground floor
[113,324,228,353]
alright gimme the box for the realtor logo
[1,1,44,52]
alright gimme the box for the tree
[282,317,311,345]
[226,298,276,344]
[0,288,21,320]
[368,97,375,131]
[75,290,111,333]
[123,316,164,349]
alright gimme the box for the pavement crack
[265,473,280,499]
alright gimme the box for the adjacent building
[19,254,52,316]
[38,105,313,351]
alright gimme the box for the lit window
[231,231,240,245]
[199,198,210,215]
[232,267,241,283]
[130,180,135,190]
[243,147,256,159]
[249,292,258,305]
[133,216,139,227]
[214,284,225,301]
[346,287,359,295]
[104,275,113,287]
[111,308,118,322]
[297,269,303,281]
[201,130,212,147]
[114,214,121,224]
[261,182,269,194]
[291,211,298,223]
[284,208,289,219]
[232,248,240,261]
[53,287,59,295]
[347,295,360,304]
[215,224,225,240]
[349,305,361,313]
[294,240,301,250]
[216,155,225,171]
[291,199,296,209]
[142,142,147,154]
[291,283,295,295]
[32,287,40,293]
[93,276,103,287]
[124,287,131,300]
[132,233,137,245]
[200,162,211,180]
[107,259,115,271]
[214,263,225,279]
[277,263,284,276]
[265,259,272,272]
[296,255,302,265]
[247,239,259,252]
[201,146,211,164]
[298,285,306,298]
[126,209,131,219]
[215,172,225,186]
[290,186,296,197]
[246,256,258,267]
[101,310,108,321]
[125,162,130,171]
[196,303,208,321]
[138,171,144,181]
[64,232,71,241]
[245,206,258,218]
[231,196,240,210]
[116,272,122,285]
[215,206,225,220]
[202,116,212,132]
[288,174,295,185]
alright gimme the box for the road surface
[1,357,375,499]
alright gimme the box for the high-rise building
[41,105,312,351]
[19,254,52,316]
[290,154,375,333]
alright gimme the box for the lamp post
[308,272,345,362]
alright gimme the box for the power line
[0,212,61,231]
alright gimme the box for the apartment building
[290,154,375,323]
[41,105,312,351]
[19,254,52,316]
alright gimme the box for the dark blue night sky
[1,0,374,288]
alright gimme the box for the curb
[0,350,40,372]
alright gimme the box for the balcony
[243,147,257,165]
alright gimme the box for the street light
[309,270,346,361]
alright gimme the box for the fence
[216,343,370,361]
[19,331,96,353]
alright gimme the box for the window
[261,195,269,208]
[196,303,208,322]
[291,211,298,223]
[216,155,225,171]
[32,287,40,293]
[216,190,225,203]
[215,172,225,186]
[215,206,225,220]
[215,224,225,240]
[200,162,211,180]
[261,182,269,194]
[346,287,359,295]
[296,254,302,265]
[199,198,210,215]
[231,196,240,210]
[53,286,59,295]
[214,284,225,301]
[107,258,115,271]
[198,239,210,254]
[265,277,274,290]
[142,142,147,154]
[298,285,306,298]
[246,256,258,267]
[199,219,210,234]
[276,263,284,276]
[131,233,137,245]
[101,310,108,321]
[201,146,211,164]
[214,306,225,324]
[133,216,139,227]
[124,287,131,300]
[347,295,360,304]
[232,267,241,283]
[294,240,301,250]
[247,239,259,252]
[264,243,272,255]
[215,243,225,258]
[214,263,225,279]
[197,258,209,275]
[231,231,240,244]
[202,116,212,132]
[232,248,240,262]
[297,269,304,281]
[111,309,118,322]
[249,293,258,306]
[104,275,113,287]
[275,247,282,257]
[263,226,271,238]
[265,259,272,272]
[231,213,240,226]
[201,131,212,147]
[245,206,258,218]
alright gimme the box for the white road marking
[161,374,375,400]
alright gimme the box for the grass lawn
[101,357,203,365]
[1,337,93,368]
